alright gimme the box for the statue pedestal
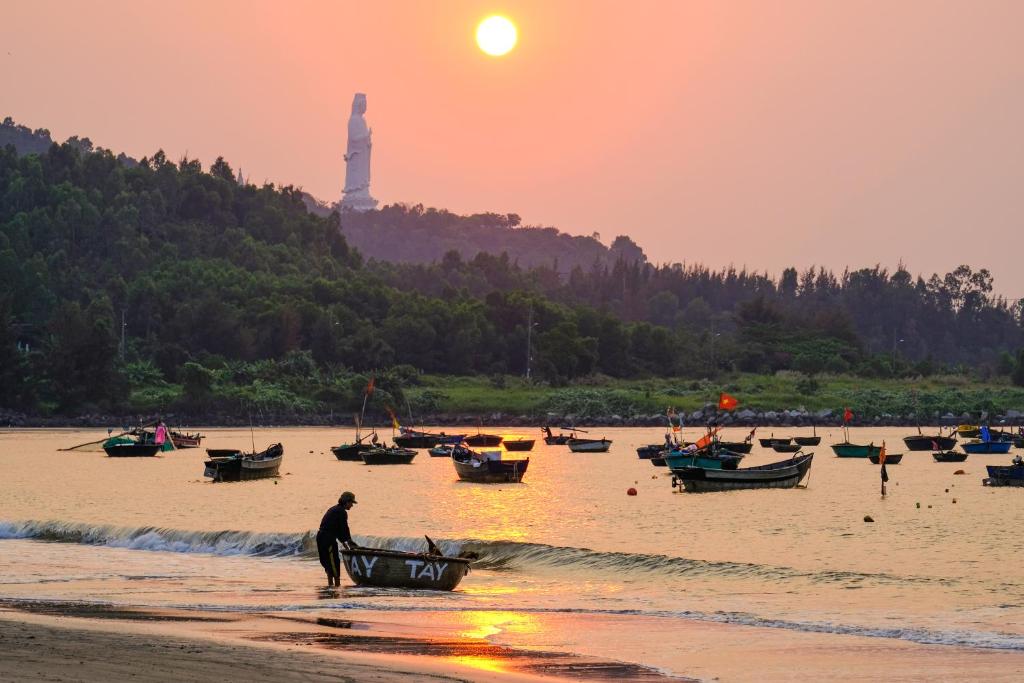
[341,193,378,212]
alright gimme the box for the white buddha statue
[341,93,378,211]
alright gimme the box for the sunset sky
[3,1,1022,296]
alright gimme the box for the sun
[476,15,517,57]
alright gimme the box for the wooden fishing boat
[671,453,814,493]
[933,451,967,462]
[718,441,754,454]
[650,455,667,467]
[542,426,576,445]
[903,434,957,451]
[567,437,612,453]
[206,448,242,458]
[961,440,1012,455]
[429,445,453,457]
[464,431,503,448]
[203,443,283,482]
[361,446,417,465]
[868,452,903,464]
[331,442,373,461]
[983,461,1024,487]
[831,442,881,458]
[662,448,744,470]
[772,443,802,453]
[758,436,790,447]
[502,438,535,452]
[452,447,529,483]
[983,456,1024,486]
[793,427,821,446]
[1015,437,1024,449]
[170,431,203,448]
[393,428,465,449]
[339,547,471,591]
[956,424,980,439]
[637,444,667,459]
[103,437,160,457]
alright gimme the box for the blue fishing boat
[961,440,1012,455]
[662,447,745,470]
[983,459,1024,487]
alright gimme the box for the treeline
[336,202,647,273]
[2,140,1023,417]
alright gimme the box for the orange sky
[3,1,1023,296]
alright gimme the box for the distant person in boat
[316,491,360,587]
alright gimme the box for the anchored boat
[203,443,283,482]
[451,447,529,483]
[361,446,417,465]
[567,437,612,453]
[671,453,814,493]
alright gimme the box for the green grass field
[407,373,1024,419]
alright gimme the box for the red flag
[843,407,853,423]
[718,393,739,411]
[366,377,375,396]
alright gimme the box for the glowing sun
[476,16,517,56]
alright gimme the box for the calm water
[2,426,1023,677]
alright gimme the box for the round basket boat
[339,548,471,591]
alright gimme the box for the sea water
[2,426,1023,677]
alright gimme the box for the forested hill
[1,139,1023,417]
[335,203,647,273]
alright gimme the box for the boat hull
[831,443,881,458]
[464,434,503,448]
[104,444,160,457]
[983,464,1024,487]
[331,443,372,461]
[503,439,535,451]
[718,441,754,453]
[204,444,283,482]
[170,433,203,449]
[361,448,417,465]
[453,456,529,483]
[340,549,471,591]
[772,443,802,453]
[933,451,967,462]
[672,454,814,493]
[869,453,903,464]
[903,435,957,451]
[792,436,821,446]
[567,438,611,453]
[961,442,1012,455]
[662,450,744,470]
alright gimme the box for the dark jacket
[318,504,353,544]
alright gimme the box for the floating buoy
[627,487,638,496]
[928,505,932,508]
[915,502,920,508]
[954,470,966,475]
[863,515,874,523]
[952,498,957,504]
[945,488,949,493]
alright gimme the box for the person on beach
[317,492,360,587]
[154,420,168,447]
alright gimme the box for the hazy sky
[3,1,1023,296]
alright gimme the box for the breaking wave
[1,519,951,588]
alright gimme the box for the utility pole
[120,309,126,362]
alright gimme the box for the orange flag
[695,425,722,449]
[718,393,739,411]
[843,407,853,423]
[366,377,375,395]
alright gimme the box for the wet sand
[4,602,1024,682]
[0,603,674,682]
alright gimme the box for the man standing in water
[317,492,360,587]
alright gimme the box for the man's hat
[339,491,357,504]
